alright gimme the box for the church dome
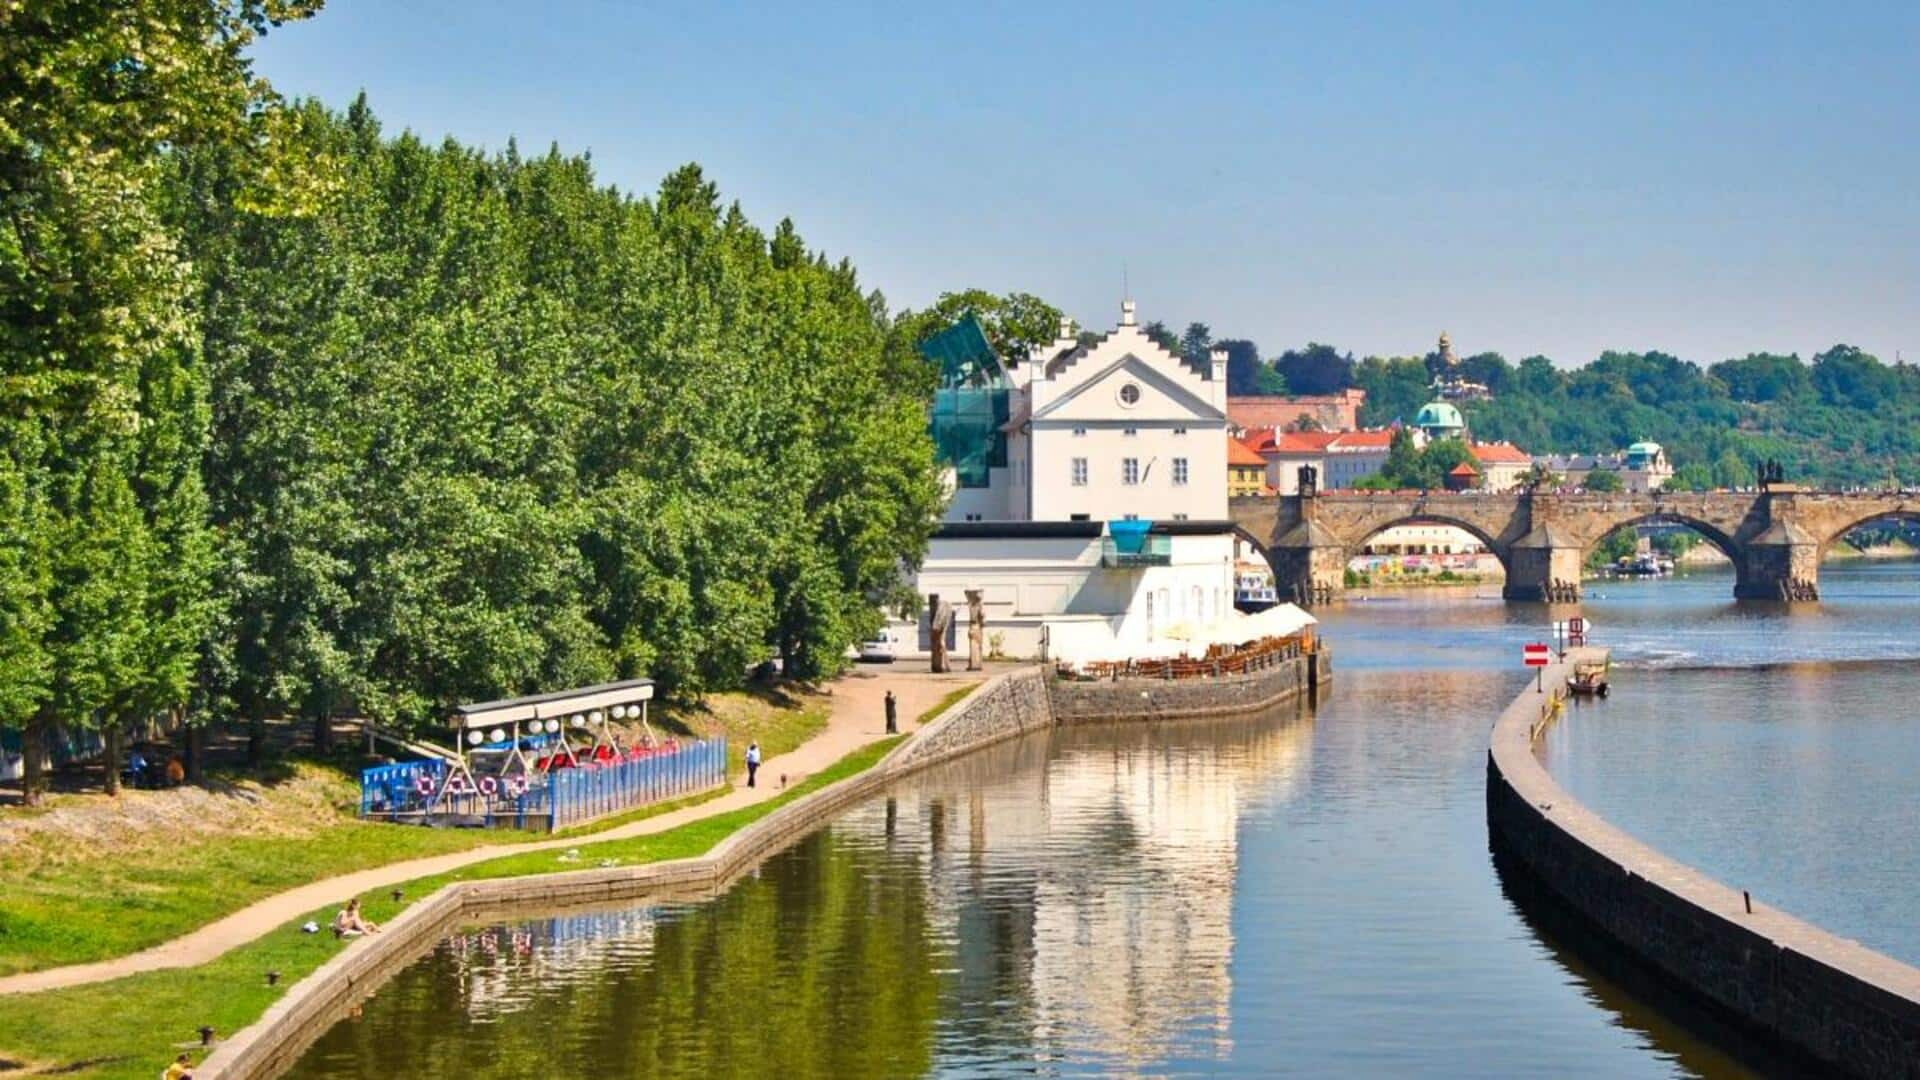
[1413,401,1465,434]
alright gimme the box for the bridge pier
[1267,520,1346,607]
[1735,521,1821,601]
[1502,527,1583,603]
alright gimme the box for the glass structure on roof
[922,314,1010,488]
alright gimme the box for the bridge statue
[1229,486,1913,609]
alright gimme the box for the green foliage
[1273,342,1354,396]
[0,0,309,796]
[895,289,1062,366]
[1362,430,1478,491]
[1583,468,1623,493]
[176,107,946,721]
[4,0,946,751]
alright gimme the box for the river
[281,559,1920,1079]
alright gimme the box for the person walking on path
[745,742,761,788]
[884,690,898,734]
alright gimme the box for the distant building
[1429,331,1493,401]
[1469,441,1533,493]
[1444,461,1481,491]
[1227,436,1269,498]
[1321,429,1401,488]
[1534,441,1673,493]
[1412,400,1466,443]
[1245,428,1339,494]
[1227,388,1366,435]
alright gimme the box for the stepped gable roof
[1470,441,1532,465]
[1228,437,1267,467]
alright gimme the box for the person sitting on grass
[162,1051,195,1079]
[331,898,380,938]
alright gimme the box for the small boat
[1567,660,1610,697]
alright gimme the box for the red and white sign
[1522,643,1553,667]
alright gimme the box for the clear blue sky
[249,1,1918,368]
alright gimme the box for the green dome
[1626,441,1663,467]
[1414,401,1465,432]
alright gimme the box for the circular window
[1118,382,1141,407]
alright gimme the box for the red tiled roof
[1328,430,1395,450]
[1273,430,1340,453]
[1449,461,1481,476]
[1240,426,1279,453]
[1227,437,1267,467]
[1470,441,1532,465]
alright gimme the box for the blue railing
[360,737,728,832]
[359,758,449,818]
[549,738,727,831]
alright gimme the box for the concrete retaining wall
[205,654,1328,1079]
[1487,652,1920,1078]
[1048,651,1326,723]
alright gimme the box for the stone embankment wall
[205,652,1329,1079]
[1048,650,1327,722]
[883,667,1054,773]
[1487,650,1920,1078]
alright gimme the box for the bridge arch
[1347,514,1511,570]
[1818,508,1920,556]
[1590,512,1742,565]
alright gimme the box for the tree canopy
[1,4,950,799]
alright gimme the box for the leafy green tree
[1273,343,1354,396]
[1710,353,1810,402]
[1583,468,1624,493]
[0,0,313,800]
[1216,338,1267,394]
[1179,322,1212,365]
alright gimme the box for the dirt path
[0,664,988,996]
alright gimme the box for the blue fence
[359,738,727,832]
[359,758,448,818]
[549,738,728,831]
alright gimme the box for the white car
[857,634,896,662]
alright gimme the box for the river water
[282,559,1920,1079]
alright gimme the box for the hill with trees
[1206,333,1918,488]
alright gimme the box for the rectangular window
[1174,426,1188,436]
[1123,513,1139,521]
[1122,458,1140,485]
[1174,513,1189,521]
[1072,426,1088,437]
[1070,513,1090,521]
[1071,457,1088,486]
[1123,427,1138,437]
[1173,457,1189,486]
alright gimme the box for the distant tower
[1437,331,1458,369]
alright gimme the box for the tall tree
[0,0,314,800]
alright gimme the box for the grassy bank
[0,736,903,1080]
[0,687,825,977]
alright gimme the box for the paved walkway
[0,665,987,996]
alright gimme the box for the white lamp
[467,730,484,746]
[488,728,506,744]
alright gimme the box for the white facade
[905,300,1237,662]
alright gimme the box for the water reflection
[283,560,1920,1079]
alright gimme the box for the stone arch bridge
[1229,488,1919,605]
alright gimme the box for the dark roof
[455,677,655,718]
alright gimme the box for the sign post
[1523,642,1552,692]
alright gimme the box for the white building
[905,301,1238,662]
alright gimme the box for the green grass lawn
[0,736,900,1080]
[0,686,827,978]
[916,683,977,726]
